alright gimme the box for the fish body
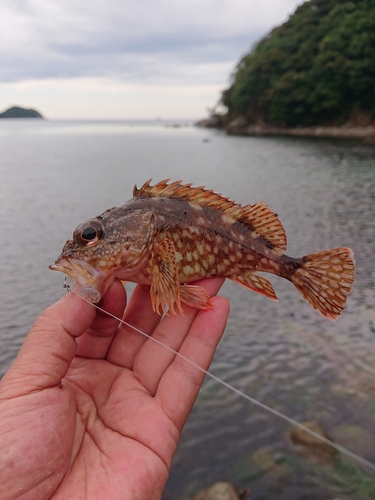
[50,179,355,319]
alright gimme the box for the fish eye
[74,220,105,247]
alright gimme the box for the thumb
[0,291,96,397]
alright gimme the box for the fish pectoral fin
[232,271,278,301]
[150,238,182,315]
[180,284,214,310]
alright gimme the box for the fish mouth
[49,258,99,288]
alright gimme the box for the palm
[57,359,172,499]
[0,278,228,500]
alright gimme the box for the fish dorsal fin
[224,202,287,253]
[134,180,287,253]
[133,179,237,212]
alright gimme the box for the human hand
[0,278,229,500]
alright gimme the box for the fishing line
[38,278,76,295]
[38,287,67,295]
[71,288,375,473]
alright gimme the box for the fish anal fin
[179,284,214,310]
[225,202,287,254]
[291,247,355,320]
[150,238,182,315]
[232,271,278,301]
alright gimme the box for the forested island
[0,106,43,119]
[199,0,375,143]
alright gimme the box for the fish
[49,179,355,319]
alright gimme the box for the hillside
[0,106,43,119]
[220,0,375,128]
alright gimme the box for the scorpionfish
[50,179,355,319]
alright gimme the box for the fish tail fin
[291,247,355,320]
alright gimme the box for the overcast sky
[0,0,303,119]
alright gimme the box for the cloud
[0,0,304,118]
[0,0,303,84]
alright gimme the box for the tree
[222,0,375,126]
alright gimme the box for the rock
[348,111,374,127]
[250,446,276,472]
[226,117,248,135]
[249,446,293,488]
[189,481,241,500]
[262,463,294,484]
[363,134,375,144]
[244,125,270,136]
[290,421,337,460]
[195,117,220,128]
[330,424,375,459]
[196,112,375,143]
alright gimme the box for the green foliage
[222,0,375,126]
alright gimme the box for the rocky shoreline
[196,116,375,145]
[173,421,375,500]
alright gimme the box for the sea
[1,119,375,500]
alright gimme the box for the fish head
[49,208,155,302]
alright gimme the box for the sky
[0,0,304,119]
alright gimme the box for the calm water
[1,119,375,499]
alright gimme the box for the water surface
[1,120,375,499]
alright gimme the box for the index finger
[0,291,96,398]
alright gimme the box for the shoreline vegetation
[198,0,375,145]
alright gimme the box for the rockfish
[50,179,355,319]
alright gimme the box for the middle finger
[131,277,225,395]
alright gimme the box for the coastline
[196,117,375,145]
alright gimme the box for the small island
[0,106,44,119]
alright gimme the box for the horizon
[0,108,201,122]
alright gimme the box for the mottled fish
[50,179,355,319]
